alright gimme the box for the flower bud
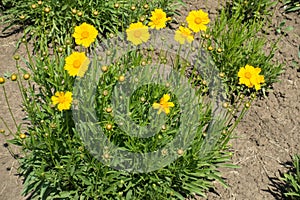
[19,133,26,139]
[207,46,213,51]
[106,124,113,130]
[13,55,20,60]
[93,10,99,16]
[114,3,120,8]
[44,7,50,13]
[177,149,184,155]
[23,74,30,80]
[101,66,108,72]
[11,74,17,81]
[106,107,112,113]
[143,4,149,9]
[131,5,136,11]
[118,75,125,82]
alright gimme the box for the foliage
[0,0,182,51]
[0,0,286,199]
[224,0,277,23]
[207,0,283,98]
[0,28,245,198]
[282,0,300,13]
[282,155,300,199]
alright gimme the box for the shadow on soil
[265,159,298,200]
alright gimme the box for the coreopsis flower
[174,26,194,44]
[238,64,265,90]
[126,22,150,45]
[153,94,175,114]
[148,8,171,30]
[51,91,73,111]
[72,23,98,47]
[64,52,90,77]
[186,9,210,32]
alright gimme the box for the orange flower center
[134,30,142,38]
[182,30,190,37]
[194,17,202,24]
[156,13,163,19]
[81,31,89,39]
[245,72,252,79]
[73,60,81,68]
[58,92,66,103]
[153,19,160,25]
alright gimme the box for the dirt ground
[0,1,299,200]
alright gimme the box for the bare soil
[0,1,299,200]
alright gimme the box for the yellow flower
[64,52,90,77]
[174,26,194,44]
[238,64,265,90]
[148,8,171,30]
[51,91,73,111]
[186,9,210,32]
[72,22,98,48]
[126,22,150,45]
[153,94,175,114]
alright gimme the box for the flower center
[194,17,202,24]
[153,19,160,25]
[58,92,65,103]
[81,31,89,39]
[182,30,190,37]
[156,14,163,19]
[134,30,142,38]
[73,60,81,68]
[245,72,252,79]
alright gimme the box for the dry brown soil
[0,1,299,200]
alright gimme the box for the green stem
[24,41,34,68]
[0,116,13,136]
[2,86,18,129]
[15,61,27,104]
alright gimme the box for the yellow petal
[153,102,161,109]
